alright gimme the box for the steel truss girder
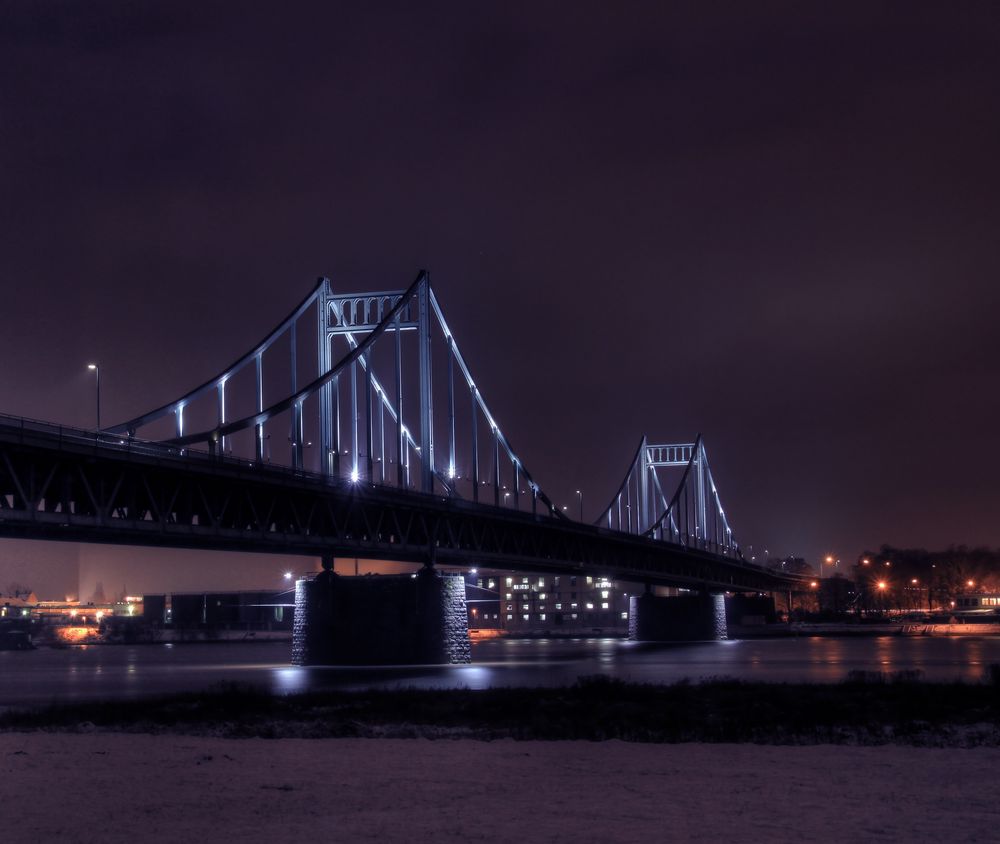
[324,290,419,334]
[645,443,696,467]
[0,428,799,593]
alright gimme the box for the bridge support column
[292,565,471,665]
[628,592,727,642]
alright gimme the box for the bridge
[0,270,803,661]
[0,270,792,589]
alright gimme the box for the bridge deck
[0,415,803,592]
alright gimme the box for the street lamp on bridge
[86,363,101,431]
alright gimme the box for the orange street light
[877,581,887,591]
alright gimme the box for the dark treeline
[851,545,1000,613]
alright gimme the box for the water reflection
[2,635,1000,708]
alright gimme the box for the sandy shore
[2,735,998,842]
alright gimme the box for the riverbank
[4,675,1000,745]
[2,733,998,843]
[736,622,1000,637]
[17,621,1000,650]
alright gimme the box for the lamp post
[576,489,583,521]
[87,364,101,430]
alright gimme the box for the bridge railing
[0,411,302,478]
[0,411,569,509]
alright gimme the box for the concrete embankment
[731,622,1000,638]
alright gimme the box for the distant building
[0,596,33,619]
[818,575,857,614]
[470,571,630,634]
[150,590,294,631]
[955,593,1000,610]
[464,582,501,630]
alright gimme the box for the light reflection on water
[2,635,1000,707]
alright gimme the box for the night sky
[2,2,999,594]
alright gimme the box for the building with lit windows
[465,582,502,630]
[470,571,630,634]
[955,593,1000,611]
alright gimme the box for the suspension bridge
[0,270,795,593]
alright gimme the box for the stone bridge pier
[628,590,728,642]
[292,557,471,665]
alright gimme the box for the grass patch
[3,673,1000,745]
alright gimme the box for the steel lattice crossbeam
[0,419,799,593]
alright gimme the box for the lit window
[571,613,578,620]
[538,606,545,612]
[601,602,609,609]
[522,604,529,611]
[522,614,529,621]
[477,579,483,587]
[571,602,578,609]
[506,577,513,587]
[522,577,529,584]
[586,576,593,584]
[488,579,495,589]
[601,590,609,599]
[555,603,562,610]
[539,593,546,600]
[506,604,512,611]
[539,614,546,621]
[586,602,594,610]
[506,614,512,621]
[505,593,512,600]
[538,577,545,587]
[621,612,628,620]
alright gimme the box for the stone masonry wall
[628,592,728,642]
[292,570,471,665]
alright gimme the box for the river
[2,635,1000,708]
